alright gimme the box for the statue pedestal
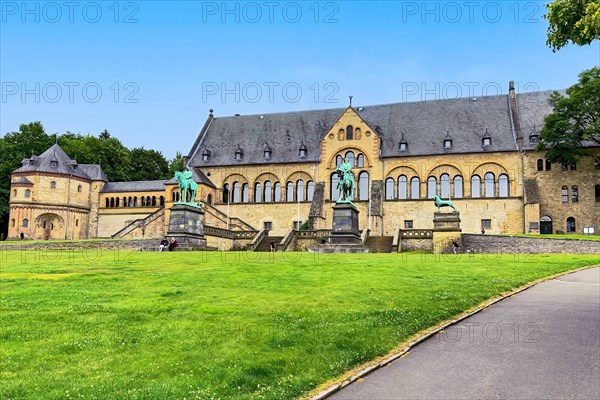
[167,203,206,250]
[330,203,361,244]
[310,202,368,253]
[433,211,461,254]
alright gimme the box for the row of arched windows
[105,196,164,208]
[11,219,28,228]
[335,151,365,168]
[223,180,315,203]
[330,171,370,201]
[385,173,510,200]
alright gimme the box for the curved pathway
[330,267,600,400]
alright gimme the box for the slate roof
[189,108,345,166]
[101,180,167,193]
[12,144,108,181]
[189,91,560,167]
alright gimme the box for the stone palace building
[7,82,600,244]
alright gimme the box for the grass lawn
[1,251,598,399]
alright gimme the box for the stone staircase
[366,236,394,253]
[255,236,284,252]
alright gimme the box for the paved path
[330,267,600,400]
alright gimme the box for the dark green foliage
[537,67,600,164]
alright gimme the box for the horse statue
[433,195,458,213]
[174,169,198,204]
[335,158,356,203]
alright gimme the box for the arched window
[561,186,569,203]
[22,219,29,228]
[159,196,164,206]
[146,196,151,206]
[152,196,157,206]
[545,159,552,171]
[596,185,600,202]
[77,185,82,192]
[331,173,340,201]
[537,159,543,171]
[398,175,408,200]
[484,173,495,197]
[297,179,305,201]
[128,197,133,207]
[286,181,294,202]
[427,176,437,198]
[13,189,16,197]
[110,198,115,207]
[264,181,272,202]
[141,197,146,207]
[207,194,212,205]
[254,183,261,203]
[242,183,249,203]
[274,182,282,202]
[75,219,79,227]
[410,177,420,199]
[115,197,120,207]
[346,125,353,140]
[133,197,138,207]
[307,181,314,201]
[223,183,230,203]
[106,198,110,208]
[454,176,464,198]
[385,178,395,200]
[357,154,365,168]
[471,175,481,198]
[25,189,30,198]
[123,196,127,207]
[499,174,509,197]
[358,172,369,201]
[440,174,450,198]
[566,217,576,233]
[232,182,241,203]
[11,219,15,228]
[172,191,177,202]
[50,181,56,189]
[571,186,578,202]
[345,151,355,167]
[336,155,343,166]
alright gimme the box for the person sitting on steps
[168,237,178,251]
[158,237,169,252]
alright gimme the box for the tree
[537,67,600,164]
[545,0,600,51]
[129,147,170,181]
[168,151,186,177]
[0,122,54,237]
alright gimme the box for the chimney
[507,81,523,150]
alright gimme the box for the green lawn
[1,251,598,400]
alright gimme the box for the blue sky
[1,1,598,159]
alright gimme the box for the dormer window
[202,148,211,161]
[529,125,539,144]
[234,145,243,160]
[50,160,58,168]
[443,130,453,149]
[482,128,492,147]
[28,159,34,165]
[299,142,307,158]
[399,131,408,152]
[263,143,272,159]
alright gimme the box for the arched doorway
[540,216,552,234]
[34,213,65,240]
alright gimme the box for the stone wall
[461,234,600,254]
[399,238,432,252]
[0,238,159,253]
